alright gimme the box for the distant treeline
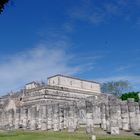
[120,92,139,102]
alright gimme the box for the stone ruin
[0,74,140,135]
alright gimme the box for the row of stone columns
[3,103,75,131]
[0,96,140,135]
[99,97,140,135]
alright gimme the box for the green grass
[97,135,140,140]
[0,130,139,140]
[0,130,91,140]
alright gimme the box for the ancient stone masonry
[47,103,53,130]
[0,74,140,135]
[100,103,107,131]
[120,101,130,131]
[108,96,120,135]
[85,100,94,133]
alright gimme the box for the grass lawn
[0,131,90,140]
[97,135,140,140]
[0,130,139,140]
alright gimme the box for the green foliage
[101,80,131,96]
[0,0,9,14]
[120,92,139,102]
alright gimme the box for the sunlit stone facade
[0,75,140,135]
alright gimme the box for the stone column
[86,100,94,134]
[20,107,28,129]
[35,105,41,130]
[27,107,31,129]
[68,102,77,132]
[77,99,86,129]
[47,104,53,130]
[63,103,69,129]
[121,101,130,131]
[0,110,3,129]
[74,102,78,131]
[110,107,120,134]
[14,108,20,129]
[3,111,8,129]
[92,135,96,140]
[92,105,101,128]
[59,104,64,130]
[0,110,5,129]
[101,103,107,130]
[108,96,120,135]
[53,103,59,131]
[105,104,110,133]
[8,109,14,130]
[138,93,140,129]
[40,105,47,130]
[117,104,122,129]
[127,98,137,131]
[30,106,36,130]
[134,102,140,130]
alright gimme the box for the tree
[120,92,139,102]
[0,0,9,14]
[101,80,131,96]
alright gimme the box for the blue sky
[0,0,140,94]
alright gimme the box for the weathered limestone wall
[108,96,120,135]
[0,92,140,136]
[47,104,53,130]
[48,75,101,93]
[121,101,130,131]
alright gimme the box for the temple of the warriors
[0,74,140,135]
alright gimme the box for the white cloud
[0,39,102,95]
[0,41,81,94]
[116,64,135,72]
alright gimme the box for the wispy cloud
[0,41,79,94]
[0,39,103,94]
[68,0,140,25]
[116,64,135,72]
